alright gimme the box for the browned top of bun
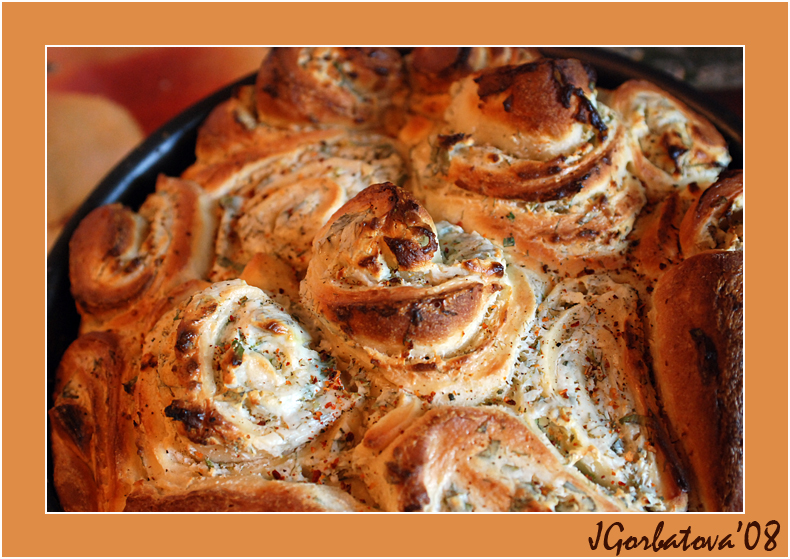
[69,176,214,332]
[409,47,541,94]
[651,250,743,511]
[680,169,744,257]
[255,47,404,129]
[124,478,367,512]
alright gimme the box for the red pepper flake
[504,397,516,405]
[313,411,323,420]
[324,402,336,410]
[271,470,282,480]
[570,321,580,328]
[228,315,236,322]
[311,470,322,483]
[559,389,569,399]
[618,481,626,486]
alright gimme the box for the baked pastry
[648,250,743,511]
[68,175,216,334]
[514,274,686,511]
[608,79,731,201]
[50,47,743,513]
[301,182,539,405]
[679,169,743,257]
[354,396,625,511]
[411,58,646,267]
[255,47,405,131]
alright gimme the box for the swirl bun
[413,59,645,265]
[679,169,743,257]
[609,80,731,200]
[69,176,216,332]
[135,280,356,487]
[302,183,537,404]
[406,47,541,117]
[514,274,686,511]
[353,398,624,511]
[255,47,405,130]
[182,99,407,279]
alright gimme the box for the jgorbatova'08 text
[589,520,781,555]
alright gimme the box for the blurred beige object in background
[47,92,144,251]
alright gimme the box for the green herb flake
[231,338,245,359]
[506,212,516,221]
[503,236,516,247]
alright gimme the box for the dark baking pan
[45,48,743,512]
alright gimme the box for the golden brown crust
[49,332,134,511]
[354,402,624,512]
[124,478,368,512]
[609,80,731,201]
[629,192,686,280]
[135,280,356,489]
[255,47,405,130]
[302,183,537,404]
[53,48,741,513]
[513,274,687,511]
[679,169,744,257]
[413,59,645,267]
[69,176,216,333]
[650,251,743,511]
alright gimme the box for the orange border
[11,2,787,557]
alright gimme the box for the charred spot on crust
[384,227,438,269]
[690,328,719,385]
[141,353,158,370]
[662,133,689,173]
[164,400,226,445]
[437,133,467,150]
[175,327,197,354]
[474,61,541,98]
[411,362,438,372]
[54,404,93,452]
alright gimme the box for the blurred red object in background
[46,47,267,250]
[47,47,267,134]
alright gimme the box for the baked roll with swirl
[302,182,537,404]
[608,80,731,201]
[649,251,743,511]
[679,169,743,257]
[69,175,216,333]
[255,47,405,131]
[353,397,624,512]
[401,47,541,143]
[135,280,356,492]
[514,274,687,511]
[181,94,407,280]
[412,59,645,267]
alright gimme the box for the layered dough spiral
[514,274,686,511]
[353,397,624,512]
[255,47,405,131]
[135,280,356,489]
[69,175,216,333]
[302,183,537,404]
[412,58,646,265]
[679,169,743,257]
[182,95,407,280]
[609,80,731,201]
